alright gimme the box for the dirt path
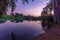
[33,24,60,40]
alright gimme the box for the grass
[2,15,14,20]
[1,15,23,20]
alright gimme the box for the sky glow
[7,0,49,16]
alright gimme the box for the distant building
[52,0,60,23]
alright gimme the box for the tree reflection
[41,20,51,30]
[11,32,16,40]
[10,19,23,23]
[0,19,6,24]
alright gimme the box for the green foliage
[1,15,23,20]
[2,15,14,20]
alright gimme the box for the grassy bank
[1,15,23,20]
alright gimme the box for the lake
[0,20,45,40]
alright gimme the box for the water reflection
[41,20,51,30]
[0,19,45,40]
[0,19,7,24]
[10,19,23,23]
[11,32,16,40]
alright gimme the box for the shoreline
[33,24,60,40]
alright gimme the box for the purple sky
[7,0,49,16]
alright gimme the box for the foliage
[41,0,54,23]
[0,0,34,16]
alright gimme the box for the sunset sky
[7,0,49,16]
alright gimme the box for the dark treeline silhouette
[23,15,40,21]
[11,12,23,17]
[10,13,42,20]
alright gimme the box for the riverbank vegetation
[0,0,54,23]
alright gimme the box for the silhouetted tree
[0,0,17,17]
[45,0,53,14]
[0,0,34,17]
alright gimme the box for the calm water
[0,20,45,40]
